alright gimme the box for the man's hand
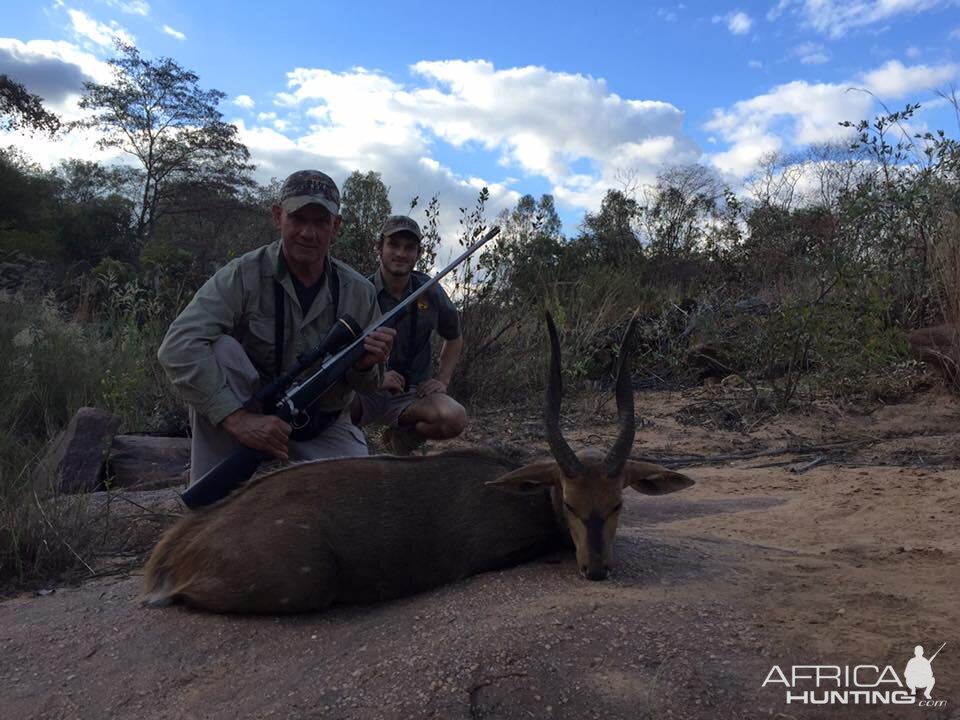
[354,327,396,371]
[382,370,406,395]
[416,378,448,398]
[221,408,291,460]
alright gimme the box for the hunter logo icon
[762,640,948,708]
[905,643,944,700]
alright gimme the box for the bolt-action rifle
[181,226,501,510]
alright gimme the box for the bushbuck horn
[544,311,583,478]
[605,313,639,478]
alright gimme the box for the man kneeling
[352,215,466,454]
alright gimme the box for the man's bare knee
[442,402,467,435]
[429,398,466,438]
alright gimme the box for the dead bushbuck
[142,312,694,613]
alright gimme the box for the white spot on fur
[141,592,173,607]
[274,519,285,525]
[298,523,311,530]
[280,597,290,605]
[299,566,312,574]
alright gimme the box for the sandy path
[2,387,958,719]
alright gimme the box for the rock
[108,435,190,491]
[34,407,120,494]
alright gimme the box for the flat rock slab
[108,435,190,491]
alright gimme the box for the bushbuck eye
[610,502,623,516]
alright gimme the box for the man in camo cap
[352,214,466,455]
[158,170,395,484]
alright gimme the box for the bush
[0,294,186,587]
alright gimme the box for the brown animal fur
[143,450,559,613]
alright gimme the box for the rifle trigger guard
[281,397,308,429]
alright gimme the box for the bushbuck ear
[623,461,695,495]
[486,460,561,495]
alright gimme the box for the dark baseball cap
[380,215,423,241]
[279,170,340,215]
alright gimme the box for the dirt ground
[2,383,959,720]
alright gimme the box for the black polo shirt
[371,270,460,386]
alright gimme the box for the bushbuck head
[487,312,694,581]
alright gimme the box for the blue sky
[3,0,960,239]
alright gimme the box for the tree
[416,193,440,272]
[642,164,724,258]
[578,189,643,264]
[73,43,252,247]
[337,170,392,276]
[492,193,564,298]
[0,74,60,134]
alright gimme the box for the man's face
[379,232,421,277]
[272,203,341,273]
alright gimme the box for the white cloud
[105,0,150,15]
[861,59,957,96]
[269,60,700,215]
[729,11,753,34]
[0,38,113,107]
[408,61,699,197]
[4,50,701,244]
[951,26,960,39]
[748,59,763,69]
[705,59,959,177]
[772,0,955,38]
[161,25,186,41]
[0,39,122,166]
[227,59,702,246]
[714,10,753,35]
[794,42,830,64]
[66,8,135,48]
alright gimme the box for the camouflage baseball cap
[279,170,341,215]
[380,215,423,241]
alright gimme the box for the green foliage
[416,194,441,272]
[0,289,191,583]
[0,147,135,265]
[337,170,392,276]
[0,228,62,261]
[0,74,60,135]
[578,189,643,265]
[489,193,564,304]
[644,164,724,258]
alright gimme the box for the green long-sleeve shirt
[157,240,383,427]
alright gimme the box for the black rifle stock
[181,225,501,509]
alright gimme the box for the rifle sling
[272,261,341,440]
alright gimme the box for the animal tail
[140,514,203,607]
